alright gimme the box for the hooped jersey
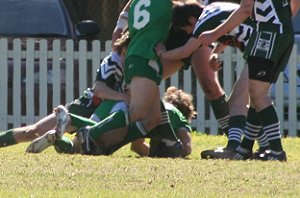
[193,2,253,50]
[95,52,125,93]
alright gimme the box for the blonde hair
[163,86,196,122]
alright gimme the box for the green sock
[54,136,74,154]
[0,130,17,147]
[69,113,97,129]
[89,110,129,141]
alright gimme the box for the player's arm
[176,127,192,157]
[130,138,150,157]
[198,0,253,46]
[92,81,128,102]
[291,0,300,17]
[111,0,131,52]
[156,37,201,61]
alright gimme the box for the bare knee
[130,108,161,131]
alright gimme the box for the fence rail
[0,39,299,136]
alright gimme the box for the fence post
[287,45,298,136]
[0,39,8,129]
[25,39,35,124]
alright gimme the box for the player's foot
[253,147,269,159]
[200,147,236,159]
[26,130,57,153]
[77,126,92,155]
[54,105,70,138]
[200,147,228,159]
[231,148,253,160]
[256,150,287,162]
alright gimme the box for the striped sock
[240,107,261,151]
[258,105,283,152]
[210,95,229,136]
[256,129,270,149]
[227,115,246,150]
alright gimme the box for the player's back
[127,0,172,59]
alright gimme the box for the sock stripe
[263,123,280,131]
[257,133,269,147]
[218,115,229,129]
[124,110,130,126]
[136,121,147,136]
[263,122,281,141]
[246,123,262,131]
[228,128,243,142]
[244,123,261,140]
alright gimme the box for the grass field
[0,133,300,198]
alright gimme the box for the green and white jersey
[164,102,192,134]
[253,0,293,33]
[127,0,172,60]
[193,2,253,50]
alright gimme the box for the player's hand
[155,42,166,58]
[209,53,222,71]
[198,30,218,47]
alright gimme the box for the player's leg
[226,66,250,150]
[79,56,180,154]
[85,55,162,143]
[162,59,184,79]
[201,66,249,159]
[0,114,57,147]
[101,100,182,156]
[84,77,161,152]
[247,74,285,160]
[192,47,229,135]
[245,29,293,161]
[26,105,98,153]
[25,106,72,153]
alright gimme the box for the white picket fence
[0,38,299,136]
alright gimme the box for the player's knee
[205,89,223,99]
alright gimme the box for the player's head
[172,1,204,33]
[163,86,196,122]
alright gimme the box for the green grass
[0,133,300,197]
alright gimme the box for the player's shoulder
[100,52,122,68]
[165,102,183,116]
